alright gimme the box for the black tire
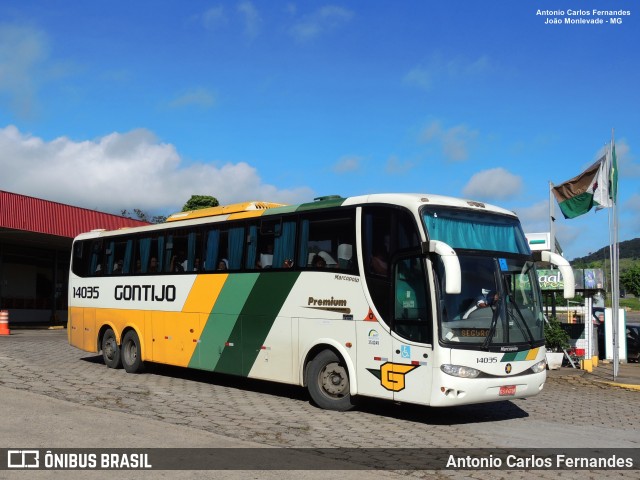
[307,350,354,411]
[101,329,122,369]
[121,330,144,374]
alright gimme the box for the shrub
[545,317,570,352]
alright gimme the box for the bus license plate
[499,385,516,396]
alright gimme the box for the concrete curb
[586,379,640,391]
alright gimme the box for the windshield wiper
[482,301,502,349]
[508,297,535,346]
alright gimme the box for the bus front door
[390,257,433,405]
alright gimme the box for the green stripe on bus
[515,351,528,361]
[217,271,301,376]
[501,352,517,362]
[296,197,346,211]
[262,205,299,215]
[501,350,533,362]
[190,273,260,371]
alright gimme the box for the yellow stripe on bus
[152,274,229,367]
[227,210,267,220]
[525,347,539,360]
[182,274,228,314]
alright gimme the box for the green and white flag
[609,141,618,204]
[552,155,610,219]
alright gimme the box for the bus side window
[298,212,355,271]
[135,236,164,274]
[72,240,98,277]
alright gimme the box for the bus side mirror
[426,240,461,294]
[538,251,575,299]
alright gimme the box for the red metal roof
[0,190,150,239]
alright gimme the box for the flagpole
[549,181,556,254]
[611,129,620,379]
[549,181,557,319]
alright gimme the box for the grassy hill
[571,237,640,265]
[570,238,640,310]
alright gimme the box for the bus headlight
[530,359,547,373]
[441,364,480,378]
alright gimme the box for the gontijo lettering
[114,284,176,302]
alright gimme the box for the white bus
[68,193,574,410]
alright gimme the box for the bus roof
[73,193,517,240]
[166,201,286,222]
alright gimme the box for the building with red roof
[0,190,149,325]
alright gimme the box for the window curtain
[205,230,220,271]
[424,215,528,254]
[245,225,258,269]
[273,221,296,267]
[228,227,244,269]
[157,236,165,273]
[123,240,133,274]
[107,241,115,274]
[187,232,196,271]
[139,238,151,273]
[164,235,173,272]
[297,219,309,266]
[90,241,99,275]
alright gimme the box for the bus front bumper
[429,369,546,407]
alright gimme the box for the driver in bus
[463,289,499,319]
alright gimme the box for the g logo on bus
[505,363,512,374]
[367,362,418,392]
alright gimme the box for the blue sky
[0,0,638,260]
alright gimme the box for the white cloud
[404,54,491,91]
[0,24,49,118]
[420,120,478,162]
[0,125,312,214]
[462,167,523,200]
[169,87,216,109]
[201,3,261,39]
[332,155,361,173]
[237,1,262,39]
[385,155,414,175]
[615,139,640,178]
[403,67,432,90]
[514,200,551,234]
[202,6,227,30]
[290,6,354,42]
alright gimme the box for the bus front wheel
[307,350,354,411]
[101,329,121,369]
[121,330,144,374]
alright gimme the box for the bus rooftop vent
[166,201,287,222]
[313,195,343,202]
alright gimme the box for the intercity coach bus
[68,193,574,410]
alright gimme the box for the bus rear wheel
[307,350,354,411]
[121,330,144,374]
[101,329,121,369]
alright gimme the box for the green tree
[621,264,640,297]
[182,195,219,212]
[120,209,167,224]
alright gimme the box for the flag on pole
[609,140,618,204]
[552,155,610,219]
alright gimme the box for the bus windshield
[436,255,545,347]
[422,207,544,348]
